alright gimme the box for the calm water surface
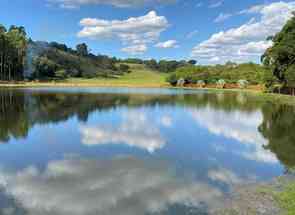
[0,88,294,214]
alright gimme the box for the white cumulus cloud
[192,1,295,64]
[121,44,147,55]
[155,40,179,48]
[78,11,169,55]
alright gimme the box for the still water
[0,88,294,214]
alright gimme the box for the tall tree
[262,12,295,89]
[0,24,27,81]
[76,43,88,57]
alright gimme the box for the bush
[217,79,226,88]
[237,80,249,89]
[197,80,206,88]
[55,69,68,79]
[119,64,130,73]
[166,73,178,85]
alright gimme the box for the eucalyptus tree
[0,24,7,80]
[0,24,27,81]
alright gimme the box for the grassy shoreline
[1,80,295,104]
[1,80,295,105]
[0,81,170,88]
[220,175,295,215]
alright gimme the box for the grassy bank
[219,175,295,215]
[255,176,295,215]
[66,64,168,87]
[0,64,169,88]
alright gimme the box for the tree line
[122,58,197,73]
[166,62,267,86]
[0,25,27,81]
[0,23,131,81]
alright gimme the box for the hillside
[65,64,168,87]
[25,40,126,80]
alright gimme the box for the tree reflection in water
[0,89,294,169]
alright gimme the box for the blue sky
[1,0,295,64]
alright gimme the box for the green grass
[255,178,295,215]
[275,181,295,215]
[66,64,168,87]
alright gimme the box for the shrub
[197,80,206,88]
[55,69,68,79]
[166,73,178,86]
[237,80,249,89]
[217,79,226,88]
[119,64,130,73]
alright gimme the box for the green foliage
[275,181,295,215]
[217,79,226,88]
[262,13,295,88]
[0,24,27,81]
[29,40,120,79]
[76,43,88,56]
[285,64,295,87]
[166,73,178,85]
[143,59,190,73]
[55,69,68,79]
[119,64,130,73]
[238,80,249,89]
[259,104,295,168]
[188,60,197,65]
[166,63,267,85]
[123,58,144,64]
[144,59,158,70]
[33,56,58,78]
[49,42,70,53]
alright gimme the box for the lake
[0,88,294,215]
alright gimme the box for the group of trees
[166,62,267,86]
[143,59,196,73]
[0,24,28,81]
[32,41,129,79]
[122,58,196,73]
[0,23,131,81]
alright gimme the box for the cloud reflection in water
[80,111,166,153]
[190,106,278,164]
[0,156,223,215]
